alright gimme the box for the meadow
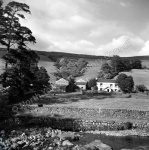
[119,69,149,89]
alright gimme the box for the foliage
[92,85,98,93]
[123,122,133,130]
[66,76,78,92]
[87,78,96,88]
[32,66,50,92]
[98,56,142,80]
[0,89,9,105]
[116,73,134,93]
[111,55,124,73]
[115,122,133,130]
[98,63,116,79]
[101,63,112,73]
[135,84,147,93]
[111,56,142,71]
[0,1,50,102]
[54,58,88,79]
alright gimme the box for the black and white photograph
[0,0,149,149]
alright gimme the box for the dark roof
[97,79,117,83]
[76,82,87,85]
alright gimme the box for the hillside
[115,69,149,89]
[0,48,149,84]
[0,49,58,83]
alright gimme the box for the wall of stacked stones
[19,106,149,131]
[24,106,149,120]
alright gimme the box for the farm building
[76,79,87,90]
[55,78,69,92]
[97,79,120,92]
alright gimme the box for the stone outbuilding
[76,79,87,90]
[55,78,69,92]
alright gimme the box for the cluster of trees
[116,73,134,93]
[98,55,142,79]
[0,1,50,102]
[54,58,88,79]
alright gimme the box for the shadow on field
[33,92,113,105]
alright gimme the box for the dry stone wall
[25,106,149,120]
[18,106,149,131]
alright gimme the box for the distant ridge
[0,48,149,61]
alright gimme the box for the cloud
[2,0,149,57]
[89,21,131,38]
[53,40,95,54]
[120,2,129,7]
[139,41,149,56]
[97,36,145,56]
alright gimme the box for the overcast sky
[3,0,149,56]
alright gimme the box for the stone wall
[17,115,148,131]
[24,106,149,120]
[18,106,149,131]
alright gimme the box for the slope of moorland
[0,48,149,84]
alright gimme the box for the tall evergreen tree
[0,1,50,101]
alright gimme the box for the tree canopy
[116,73,134,93]
[98,55,142,80]
[54,57,88,79]
[0,1,50,102]
[87,78,96,88]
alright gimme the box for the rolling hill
[0,48,149,86]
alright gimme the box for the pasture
[118,69,149,89]
[30,92,149,111]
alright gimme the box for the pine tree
[0,1,50,101]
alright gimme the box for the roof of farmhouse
[76,79,87,85]
[97,79,117,83]
[76,79,87,83]
[55,78,69,86]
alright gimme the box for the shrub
[135,84,147,92]
[92,86,98,92]
[123,122,133,130]
[88,78,96,89]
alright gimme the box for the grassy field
[21,92,149,123]
[76,59,107,81]
[116,69,149,89]
[30,92,149,111]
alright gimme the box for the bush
[123,122,133,130]
[92,86,98,93]
[135,84,147,92]
[88,78,96,89]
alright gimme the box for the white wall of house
[77,85,86,90]
[97,82,120,92]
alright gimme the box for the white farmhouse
[97,79,120,92]
[76,79,87,90]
